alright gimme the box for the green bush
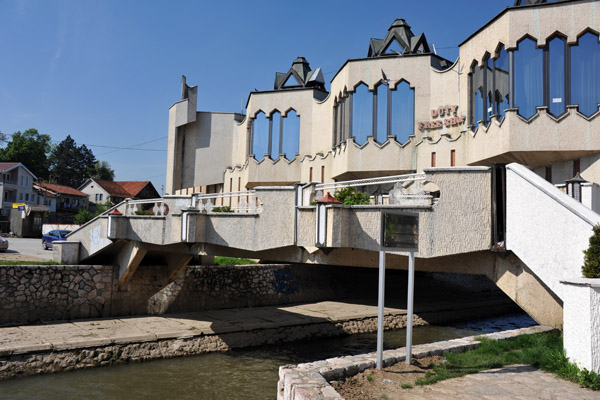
[582,224,600,278]
[74,208,95,225]
[212,206,233,213]
[334,187,371,206]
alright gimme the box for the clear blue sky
[0,0,511,193]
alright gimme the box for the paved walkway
[397,365,598,400]
[0,296,510,356]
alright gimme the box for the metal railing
[315,173,425,192]
[193,191,261,213]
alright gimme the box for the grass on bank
[415,331,600,390]
[0,260,60,266]
[214,256,257,266]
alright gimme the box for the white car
[0,236,8,252]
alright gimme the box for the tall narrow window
[494,45,510,120]
[251,111,269,159]
[321,166,325,183]
[471,63,484,128]
[309,167,313,182]
[270,111,282,159]
[571,32,600,117]
[514,37,543,119]
[431,152,436,167]
[332,104,338,145]
[352,83,372,146]
[450,149,456,167]
[282,110,300,160]
[485,56,494,121]
[375,83,389,144]
[391,81,414,144]
[548,37,566,116]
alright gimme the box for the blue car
[42,230,71,250]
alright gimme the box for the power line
[86,144,165,152]
[95,136,168,156]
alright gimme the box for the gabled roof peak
[274,57,326,91]
[389,18,410,30]
[368,18,430,57]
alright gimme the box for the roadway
[0,237,53,261]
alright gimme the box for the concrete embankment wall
[0,263,416,325]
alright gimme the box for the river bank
[0,294,517,380]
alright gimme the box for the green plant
[380,395,389,400]
[366,374,373,382]
[583,224,600,278]
[214,256,257,265]
[134,209,155,215]
[334,187,371,206]
[400,384,412,389]
[212,206,233,213]
[74,208,95,225]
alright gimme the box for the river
[0,313,535,399]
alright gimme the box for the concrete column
[561,278,600,373]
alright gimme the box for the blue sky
[0,0,511,193]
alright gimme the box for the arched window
[485,56,493,122]
[270,111,282,159]
[252,111,269,160]
[571,32,600,117]
[514,37,543,119]
[282,110,300,160]
[352,83,372,146]
[375,83,389,144]
[548,36,567,116]
[391,81,414,144]
[494,45,510,120]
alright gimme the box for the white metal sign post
[376,250,386,369]
[377,211,418,370]
[406,251,415,365]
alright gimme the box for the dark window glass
[471,63,484,129]
[391,81,414,144]
[494,45,510,120]
[333,104,338,145]
[252,111,269,159]
[352,83,372,146]
[486,57,493,122]
[548,37,566,116]
[514,37,543,119]
[571,32,600,117]
[376,84,389,143]
[270,111,281,159]
[282,110,300,161]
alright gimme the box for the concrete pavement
[0,237,53,261]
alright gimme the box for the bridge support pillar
[167,253,193,280]
[117,241,147,285]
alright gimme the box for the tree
[0,129,51,180]
[91,161,115,181]
[582,225,600,278]
[49,135,97,188]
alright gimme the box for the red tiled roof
[36,182,87,197]
[118,181,152,197]
[0,162,20,172]
[94,180,132,198]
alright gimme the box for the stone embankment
[277,325,554,400]
[0,297,516,380]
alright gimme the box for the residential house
[34,182,88,224]
[78,179,160,209]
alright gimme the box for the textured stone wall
[0,263,370,325]
[0,265,113,324]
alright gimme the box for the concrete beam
[166,253,193,280]
[117,241,147,285]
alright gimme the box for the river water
[0,313,535,400]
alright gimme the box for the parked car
[42,230,71,250]
[0,236,8,252]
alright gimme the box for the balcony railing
[193,191,262,213]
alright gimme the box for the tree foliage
[73,200,113,225]
[582,224,600,278]
[0,129,51,180]
[91,160,115,181]
[49,135,97,188]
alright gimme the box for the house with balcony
[33,182,88,224]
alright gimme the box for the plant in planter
[212,206,233,213]
[334,187,371,206]
[582,224,600,278]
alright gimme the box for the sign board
[17,206,25,211]
[12,203,25,209]
[380,211,419,252]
